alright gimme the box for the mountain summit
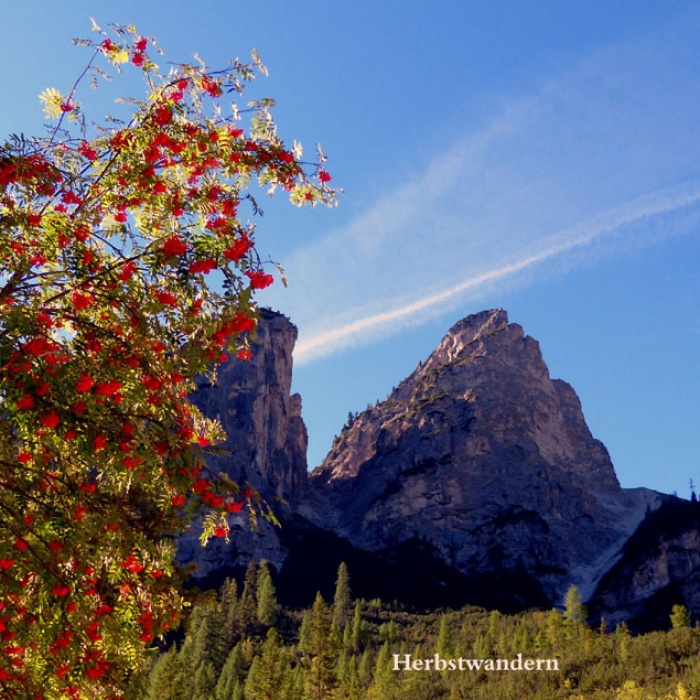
[184,308,700,628]
[303,309,660,606]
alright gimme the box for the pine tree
[472,634,489,659]
[358,649,373,690]
[243,629,287,700]
[175,636,197,700]
[379,620,398,645]
[564,585,588,626]
[220,577,240,647]
[351,601,366,654]
[299,608,313,653]
[280,665,305,700]
[512,619,531,654]
[193,605,228,674]
[436,615,453,658]
[192,661,217,700]
[342,622,353,653]
[173,605,228,700]
[256,562,279,627]
[145,648,184,700]
[367,642,401,700]
[615,622,631,663]
[403,644,446,700]
[670,604,691,629]
[497,630,508,658]
[237,560,259,636]
[545,609,565,650]
[140,581,700,700]
[216,643,249,700]
[232,681,245,700]
[487,609,501,642]
[332,562,352,632]
[302,593,338,700]
[215,665,237,700]
[334,650,363,700]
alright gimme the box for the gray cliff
[589,499,700,630]
[178,309,306,580]
[302,309,662,604]
[179,307,700,628]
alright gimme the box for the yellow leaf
[39,87,63,120]
[112,49,129,64]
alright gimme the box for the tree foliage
[144,566,700,700]
[255,562,278,628]
[332,562,352,633]
[0,21,335,699]
[564,585,588,626]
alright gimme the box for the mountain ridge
[182,308,698,630]
[301,309,661,605]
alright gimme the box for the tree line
[136,561,700,700]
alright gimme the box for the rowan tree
[0,21,335,699]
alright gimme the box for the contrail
[294,182,700,364]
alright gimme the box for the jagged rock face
[177,305,695,624]
[178,310,307,580]
[190,308,308,508]
[304,309,659,604]
[589,500,700,631]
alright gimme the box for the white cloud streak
[260,11,700,366]
[294,183,700,363]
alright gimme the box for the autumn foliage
[0,21,335,699]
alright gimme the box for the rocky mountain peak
[190,308,308,508]
[178,310,307,580]
[425,308,510,367]
[304,309,658,605]
[179,306,693,627]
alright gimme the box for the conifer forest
[136,561,700,700]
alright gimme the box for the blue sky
[2,2,699,497]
